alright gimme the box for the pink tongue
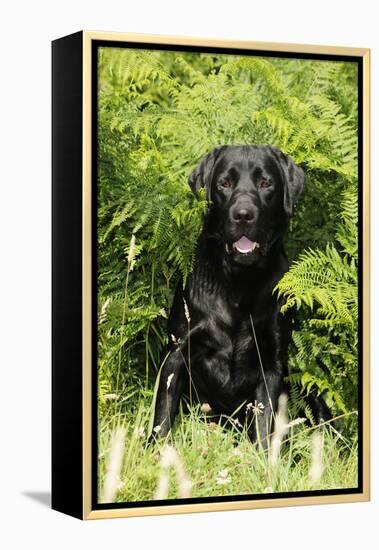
[234,236,256,253]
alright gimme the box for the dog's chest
[230,313,267,380]
[232,316,256,361]
[194,314,263,409]
[213,310,264,382]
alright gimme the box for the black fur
[152,145,330,447]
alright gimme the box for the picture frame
[52,30,370,520]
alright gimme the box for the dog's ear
[269,146,305,217]
[188,146,226,199]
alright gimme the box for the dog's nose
[230,204,256,223]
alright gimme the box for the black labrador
[152,145,330,446]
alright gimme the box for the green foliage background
[97,47,359,434]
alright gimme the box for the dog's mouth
[225,236,260,255]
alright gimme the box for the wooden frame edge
[83,30,369,57]
[83,492,369,520]
[81,31,371,520]
[362,48,370,501]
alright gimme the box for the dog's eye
[221,180,233,189]
[259,179,272,189]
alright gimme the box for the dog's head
[189,145,305,266]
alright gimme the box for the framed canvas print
[52,31,370,520]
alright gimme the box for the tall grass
[98,399,358,503]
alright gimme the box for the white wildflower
[133,426,145,438]
[200,403,212,413]
[153,425,161,434]
[246,401,265,415]
[216,469,232,485]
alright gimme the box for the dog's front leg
[250,372,283,450]
[151,350,186,439]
